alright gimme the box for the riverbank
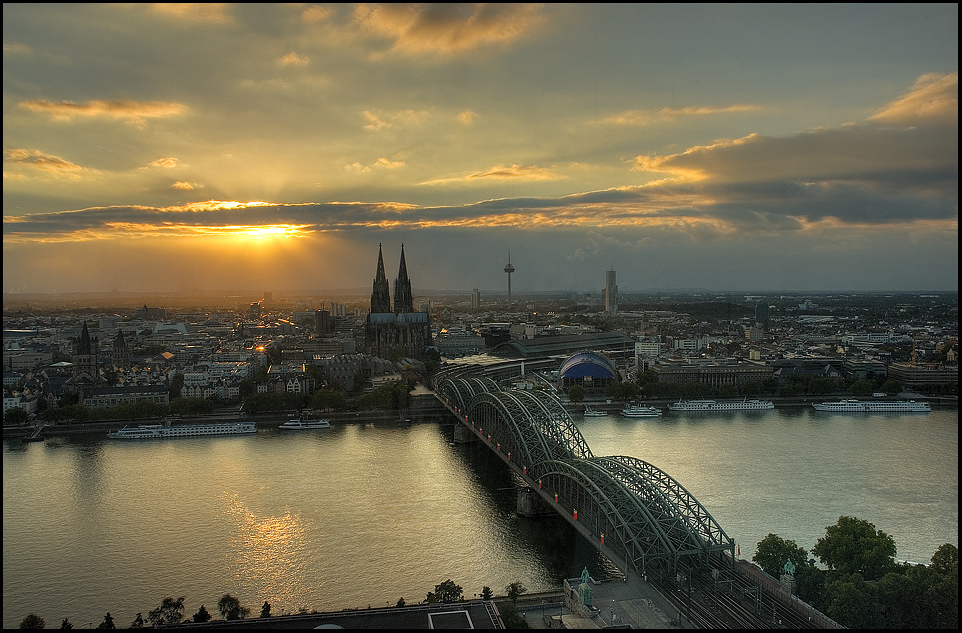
[4,395,955,439]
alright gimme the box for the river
[2,406,957,628]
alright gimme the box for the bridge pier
[517,486,554,517]
[452,424,479,444]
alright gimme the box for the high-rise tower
[504,252,515,304]
[605,267,618,315]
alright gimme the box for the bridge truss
[435,369,735,577]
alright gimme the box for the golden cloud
[604,104,761,126]
[421,163,566,185]
[354,3,547,56]
[20,99,188,127]
[151,3,231,23]
[3,148,90,179]
[869,72,958,126]
[148,157,179,168]
[279,51,310,66]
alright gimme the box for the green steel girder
[433,365,734,575]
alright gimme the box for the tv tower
[504,252,515,304]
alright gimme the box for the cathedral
[364,244,433,360]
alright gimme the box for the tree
[4,407,29,427]
[812,516,897,580]
[95,612,115,629]
[395,598,406,608]
[147,596,185,627]
[218,594,250,620]
[59,619,72,630]
[506,581,527,603]
[931,543,958,575]
[432,579,463,603]
[192,605,212,623]
[480,586,494,600]
[129,613,144,628]
[752,533,809,578]
[879,378,902,395]
[19,613,45,629]
[567,385,585,403]
[259,602,272,618]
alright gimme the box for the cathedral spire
[371,243,392,313]
[394,243,413,314]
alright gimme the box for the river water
[3,406,957,628]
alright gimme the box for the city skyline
[3,4,958,295]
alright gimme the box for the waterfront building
[81,384,169,409]
[651,358,774,389]
[887,361,958,389]
[559,351,619,392]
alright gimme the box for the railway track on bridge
[651,558,822,629]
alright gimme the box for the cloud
[279,51,310,66]
[147,157,179,169]
[457,110,477,125]
[150,3,231,23]
[603,104,762,126]
[625,73,958,227]
[375,158,405,169]
[19,99,188,127]
[353,3,547,56]
[869,72,958,127]
[3,42,32,56]
[421,164,568,185]
[301,5,333,23]
[172,181,198,191]
[3,148,91,180]
[362,108,433,131]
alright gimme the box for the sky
[3,3,958,297]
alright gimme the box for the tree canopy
[147,597,185,627]
[812,515,897,580]
[752,533,810,578]
[217,594,250,620]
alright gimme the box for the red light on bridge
[574,509,578,520]
[601,533,605,545]
[538,479,542,488]
[554,493,559,503]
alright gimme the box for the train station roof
[490,332,634,359]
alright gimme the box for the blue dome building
[559,351,619,392]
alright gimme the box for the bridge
[431,362,736,581]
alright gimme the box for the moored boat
[621,405,662,418]
[108,421,257,439]
[667,399,775,412]
[583,406,608,417]
[812,399,930,413]
[279,415,331,430]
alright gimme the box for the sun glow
[208,224,312,242]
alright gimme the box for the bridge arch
[433,364,735,576]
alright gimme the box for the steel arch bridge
[434,369,735,577]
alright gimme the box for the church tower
[370,243,392,314]
[394,243,414,315]
[72,320,101,385]
[112,329,130,370]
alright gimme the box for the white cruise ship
[667,399,775,412]
[108,421,257,439]
[812,399,930,413]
